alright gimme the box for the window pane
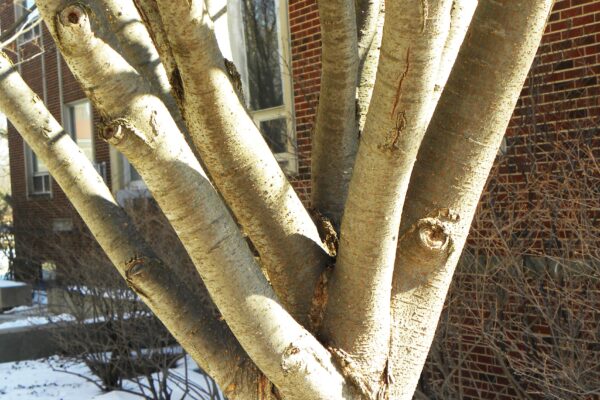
[69,102,94,161]
[32,153,48,173]
[259,118,287,153]
[43,175,50,192]
[242,0,284,111]
[32,175,50,193]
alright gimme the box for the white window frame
[14,0,41,46]
[25,143,51,197]
[228,0,298,174]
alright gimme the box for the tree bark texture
[389,2,554,399]
[356,0,384,134]
[320,1,453,392]
[0,51,260,399]
[311,0,358,229]
[0,0,556,398]
[35,1,351,398]
[153,0,332,325]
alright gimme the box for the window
[26,99,97,196]
[228,0,297,173]
[30,151,50,195]
[14,0,41,45]
[64,99,110,180]
[65,100,94,162]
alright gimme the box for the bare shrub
[419,107,600,399]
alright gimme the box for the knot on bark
[56,3,96,54]
[99,118,137,145]
[281,342,304,376]
[416,218,449,252]
[416,208,460,253]
[124,255,161,300]
[100,122,124,144]
[396,208,459,283]
[59,4,87,27]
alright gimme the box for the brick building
[1,0,599,399]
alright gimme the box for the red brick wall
[288,0,321,203]
[1,2,110,281]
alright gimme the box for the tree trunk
[0,0,555,398]
[389,1,554,398]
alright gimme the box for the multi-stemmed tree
[0,0,554,398]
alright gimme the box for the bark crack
[310,209,339,256]
[308,263,334,333]
[390,47,411,117]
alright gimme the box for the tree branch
[356,0,381,67]
[0,51,257,399]
[320,0,453,391]
[390,1,555,399]
[356,0,384,133]
[152,0,331,325]
[131,0,178,88]
[35,1,351,397]
[311,0,358,228]
[430,0,478,116]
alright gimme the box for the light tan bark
[356,0,383,134]
[97,0,169,99]
[432,0,478,114]
[97,0,191,136]
[311,0,358,228]
[36,2,351,397]
[0,51,260,400]
[151,0,331,325]
[320,0,453,392]
[389,1,554,399]
[131,0,177,90]
[356,0,381,67]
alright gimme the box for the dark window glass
[242,0,284,111]
[259,118,287,153]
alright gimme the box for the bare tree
[0,1,556,399]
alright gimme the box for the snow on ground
[0,280,26,288]
[0,355,224,399]
[0,310,73,330]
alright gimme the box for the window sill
[27,192,52,199]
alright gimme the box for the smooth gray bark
[35,1,350,398]
[1,0,556,398]
[320,0,453,393]
[390,1,554,399]
[152,0,331,325]
[131,0,177,90]
[0,51,260,399]
[356,0,383,134]
[356,0,382,68]
[311,0,358,229]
